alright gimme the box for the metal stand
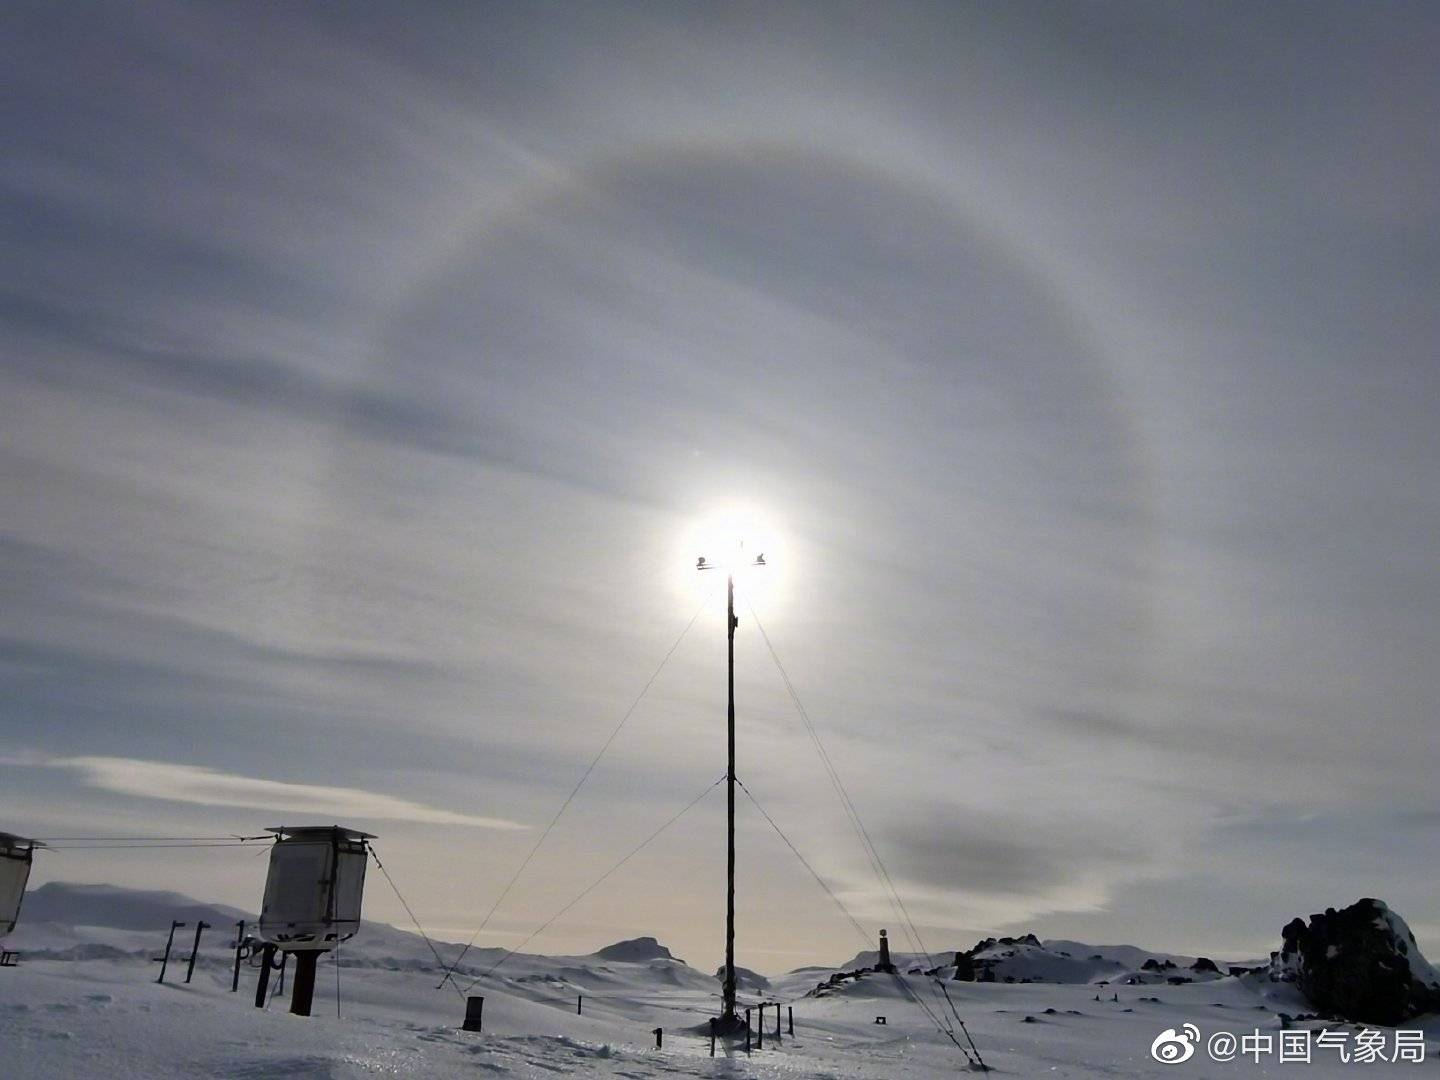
[254,943,284,1008]
[231,922,248,992]
[289,951,319,1016]
[153,920,185,984]
[183,920,210,983]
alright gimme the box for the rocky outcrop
[807,967,872,997]
[594,937,674,963]
[952,950,977,981]
[1270,899,1440,1025]
[950,934,1046,981]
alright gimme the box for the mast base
[710,1011,749,1037]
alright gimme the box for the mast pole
[723,570,738,1024]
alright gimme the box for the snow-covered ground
[3,884,1437,1077]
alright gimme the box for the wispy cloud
[8,753,526,830]
[3,0,1436,966]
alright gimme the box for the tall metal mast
[723,569,737,1023]
[697,547,764,1031]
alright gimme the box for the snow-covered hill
[22,882,250,931]
[3,882,1436,1077]
[6,881,719,989]
[839,933,1248,987]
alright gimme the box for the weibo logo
[1150,1024,1200,1064]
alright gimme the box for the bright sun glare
[673,504,789,608]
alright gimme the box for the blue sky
[3,1,1437,971]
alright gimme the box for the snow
[2,883,1437,1077]
[1375,903,1440,989]
[849,936,1234,987]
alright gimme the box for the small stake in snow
[463,995,484,1033]
[231,921,248,992]
[577,993,583,1015]
[709,1018,717,1056]
[788,1005,794,1035]
[745,1007,752,1053]
[774,1001,782,1042]
[756,1003,764,1048]
[184,920,210,983]
[653,1027,663,1049]
[153,920,185,984]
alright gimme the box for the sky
[2,1,1437,973]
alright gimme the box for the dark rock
[1270,898,1440,1026]
[1191,957,1220,974]
[952,951,977,981]
[595,937,674,962]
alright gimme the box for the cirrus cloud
[6,752,525,830]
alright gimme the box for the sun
[672,503,789,607]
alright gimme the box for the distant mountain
[8,882,716,990]
[22,881,251,931]
[9,881,473,969]
[593,936,675,963]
